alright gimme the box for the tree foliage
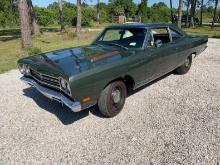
[137,0,148,22]
[149,2,171,22]
[109,0,136,17]
[0,0,219,28]
[0,0,19,27]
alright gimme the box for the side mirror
[155,40,162,48]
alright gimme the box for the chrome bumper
[20,76,82,112]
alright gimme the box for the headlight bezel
[60,77,71,95]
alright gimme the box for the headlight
[60,78,71,94]
[60,78,67,89]
[19,64,30,75]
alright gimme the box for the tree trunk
[212,0,219,29]
[190,0,195,27]
[18,0,32,48]
[177,0,183,28]
[186,0,190,27]
[76,0,81,35]
[200,0,204,26]
[97,0,100,24]
[58,0,65,32]
[170,0,174,23]
[28,0,41,35]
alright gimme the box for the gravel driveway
[0,38,220,164]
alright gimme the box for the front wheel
[98,81,127,117]
[175,55,192,75]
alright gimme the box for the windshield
[93,28,147,49]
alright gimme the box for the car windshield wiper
[92,43,104,47]
[106,43,128,50]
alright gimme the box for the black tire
[175,55,192,75]
[98,81,127,117]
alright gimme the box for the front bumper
[20,76,82,112]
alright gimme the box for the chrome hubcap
[112,89,121,103]
[185,58,190,67]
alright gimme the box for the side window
[170,28,183,41]
[148,27,171,47]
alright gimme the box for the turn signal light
[82,96,91,103]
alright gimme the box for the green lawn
[183,25,220,38]
[0,25,219,74]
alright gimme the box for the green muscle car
[18,23,208,117]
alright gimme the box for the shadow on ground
[212,36,220,39]
[22,72,172,125]
[0,27,60,42]
[22,87,103,125]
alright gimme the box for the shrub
[27,47,42,56]
[67,32,77,39]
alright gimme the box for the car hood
[21,45,124,78]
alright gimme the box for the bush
[67,32,77,39]
[27,47,42,55]
[34,7,57,27]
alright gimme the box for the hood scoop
[90,50,119,62]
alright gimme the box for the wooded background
[0,0,219,48]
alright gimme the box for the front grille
[30,68,60,88]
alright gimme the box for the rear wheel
[98,81,127,117]
[175,55,192,75]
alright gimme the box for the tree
[177,0,183,28]
[212,0,219,29]
[170,0,174,23]
[200,0,204,26]
[109,0,136,18]
[58,0,65,32]
[97,0,100,24]
[185,0,190,27]
[34,6,57,26]
[18,0,32,48]
[190,0,196,27]
[137,0,148,22]
[150,2,170,22]
[27,0,41,35]
[76,0,81,35]
[0,0,19,27]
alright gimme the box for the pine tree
[18,0,32,48]
[76,0,81,35]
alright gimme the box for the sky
[32,0,179,8]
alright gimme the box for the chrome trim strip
[30,68,59,79]
[21,76,82,112]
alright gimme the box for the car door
[144,27,178,82]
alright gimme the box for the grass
[0,25,219,74]
[183,25,220,38]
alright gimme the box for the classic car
[18,23,208,117]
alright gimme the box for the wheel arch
[105,75,135,93]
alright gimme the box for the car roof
[106,23,176,29]
[105,23,186,36]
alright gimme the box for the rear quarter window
[170,28,183,41]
